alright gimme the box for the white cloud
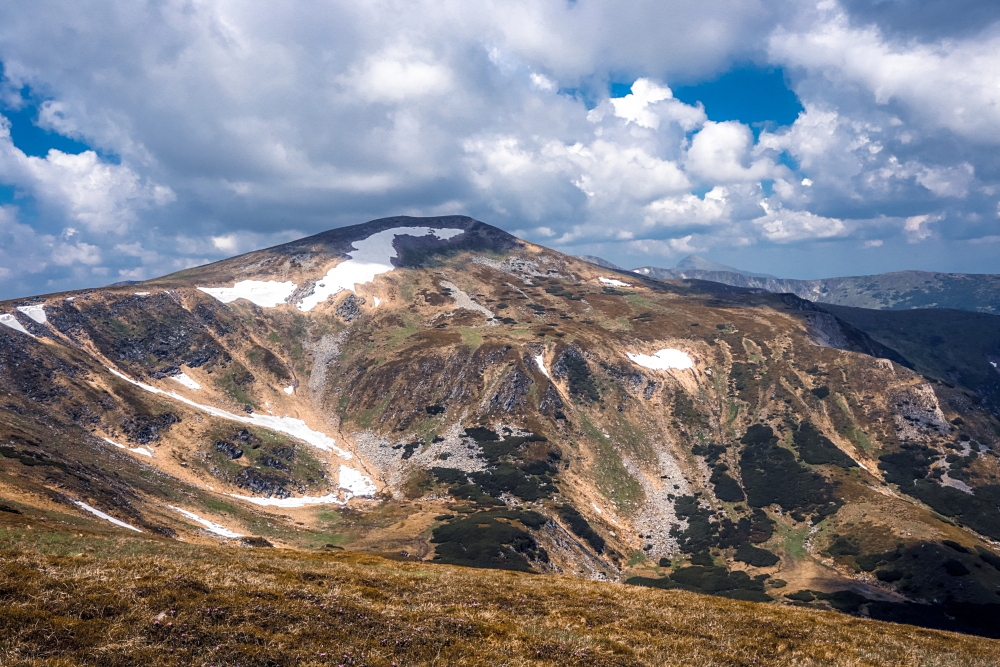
[769,3,1000,144]
[529,72,556,92]
[643,187,729,228]
[51,241,101,266]
[753,201,847,242]
[0,116,173,233]
[591,78,706,131]
[687,121,779,183]
[0,0,998,293]
[340,44,454,103]
[903,213,941,243]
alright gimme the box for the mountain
[673,255,777,278]
[632,263,1000,315]
[4,215,1000,641]
[576,254,625,270]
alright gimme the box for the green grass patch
[580,415,643,514]
[458,327,483,350]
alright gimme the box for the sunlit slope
[1,512,997,667]
[2,215,1000,637]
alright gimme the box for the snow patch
[168,506,243,538]
[233,465,376,507]
[0,313,31,336]
[134,291,151,296]
[339,465,378,496]
[169,372,202,390]
[627,349,694,370]
[283,385,294,395]
[16,305,46,324]
[102,436,155,457]
[198,280,297,308]
[535,354,550,379]
[73,500,143,532]
[992,361,998,369]
[296,227,464,311]
[373,296,381,307]
[599,276,631,287]
[106,367,352,458]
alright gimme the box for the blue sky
[1,1,1000,299]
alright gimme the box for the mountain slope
[3,513,998,666]
[3,215,1000,637]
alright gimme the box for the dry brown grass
[1,522,998,667]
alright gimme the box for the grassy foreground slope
[1,511,997,667]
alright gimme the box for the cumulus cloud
[769,3,1000,143]
[753,201,847,243]
[0,0,998,295]
[687,121,779,183]
[0,116,173,233]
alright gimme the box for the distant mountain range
[595,255,1000,315]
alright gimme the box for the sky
[1,1,1000,299]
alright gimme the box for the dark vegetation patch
[425,405,446,415]
[793,422,857,468]
[557,505,605,553]
[431,509,549,572]
[879,444,1000,540]
[729,362,769,402]
[825,537,1000,633]
[734,544,779,567]
[673,393,707,428]
[691,443,726,464]
[788,585,1000,638]
[246,345,291,380]
[709,464,745,502]
[627,566,772,602]
[424,429,559,505]
[739,424,842,522]
[810,386,830,400]
[669,495,774,562]
[391,440,422,460]
[554,348,599,402]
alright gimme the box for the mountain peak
[673,255,777,278]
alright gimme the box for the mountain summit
[3,215,1000,638]
[672,255,777,278]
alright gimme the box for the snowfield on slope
[107,367,352,458]
[198,280,297,308]
[296,227,464,311]
[598,277,631,287]
[168,506,243,538]
[73,501,143,532]
[16,305,46,323]
[197,227,464,311]
[232,465,376,507]
[0,313,31,335]
[627,349,694,370]
[169,372,202,390]
[102,437,155,457]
